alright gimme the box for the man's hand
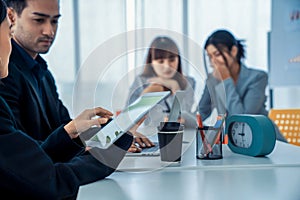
[128,143,142,153]
[127,132,156,153]
[133,131,155,148]
[127,116,156,153]
[64,107,113,139]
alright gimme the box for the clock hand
[240,123,246,146]
[241,123,245,133]
[238,124,246,146]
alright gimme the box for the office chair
[268,109,300,146]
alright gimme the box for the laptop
[168,90,185,122]
[126,134,160,156]
[85,91,171,149]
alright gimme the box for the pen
[221,114,228,144]
[196,112,212,154]
[196,111,203,128]
[213,115,224,145]
[215,114,228,144]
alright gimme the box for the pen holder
[196,126,223,160]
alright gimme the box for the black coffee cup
[157,122,184,162]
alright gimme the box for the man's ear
[230,45,238,58]
[7,8,16,25]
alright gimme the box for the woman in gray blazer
[198,29,286,142]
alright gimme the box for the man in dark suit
[0,0,70,141]
[0,1,134,198]
[0,0,145,153]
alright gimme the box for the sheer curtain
[44,0,272,116]
[132,0,271,109]
[45,0,128,116]
[72,0,128,115]
[188,0,271,70]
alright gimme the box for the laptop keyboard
[126,142,160,156]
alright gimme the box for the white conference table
[78,128,300,200]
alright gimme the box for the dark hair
[4,0,27,16]
[142,36,187,89]
[204,29,245,66]
[0,0,7,83]
[0,0,7,23]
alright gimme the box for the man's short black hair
[0,0,7,23]
[4,0,27,16]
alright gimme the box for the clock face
[226,114,276,157]
[229,122,253,148]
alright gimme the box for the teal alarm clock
[226,114,276,157]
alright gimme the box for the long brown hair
[141,36,187,89]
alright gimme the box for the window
[44,0,271,116]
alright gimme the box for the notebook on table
[85,91,171,149]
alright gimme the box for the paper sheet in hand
[85,91,171,149]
